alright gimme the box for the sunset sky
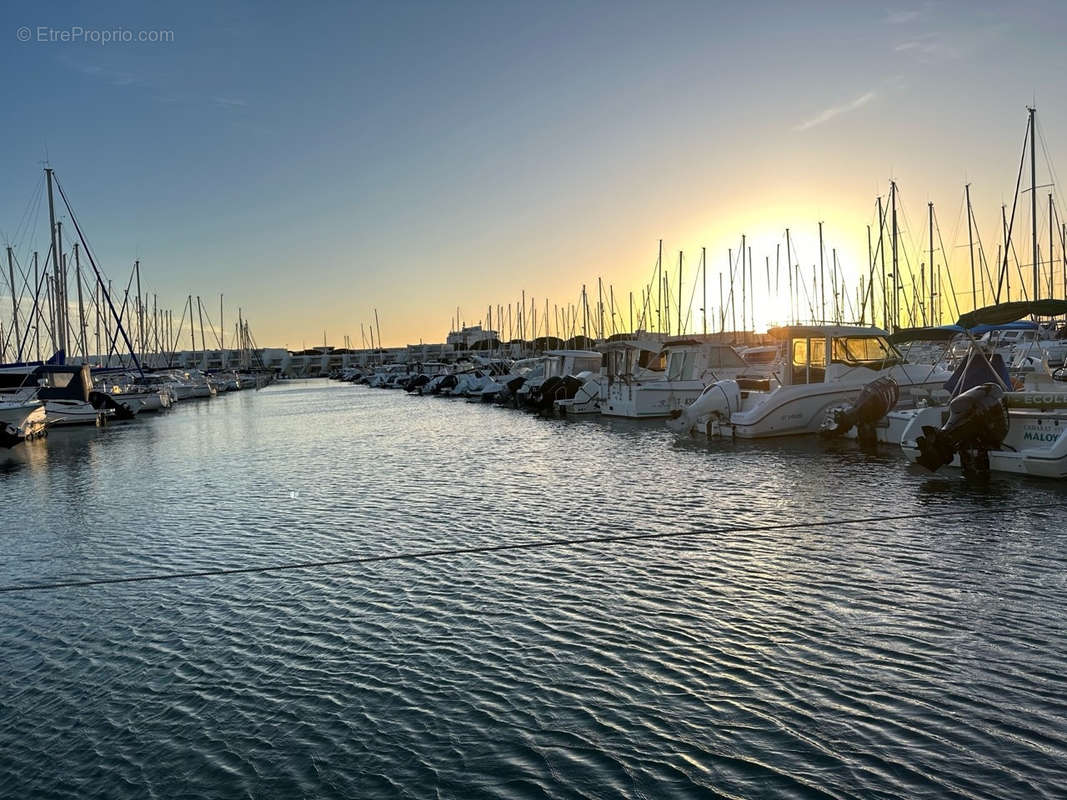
[3,0,1066,348]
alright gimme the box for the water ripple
[2,381,1066,798]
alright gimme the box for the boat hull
[674,366,951,441]
[0,402,47,447]
[601,380,707,418]
[901,405,1067,478]
[45,400,109,426]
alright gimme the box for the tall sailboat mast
[785,228,793,324]
[890,182,898,331]
[45,168,65,355]
[1030,106,1039,301]
[677,251,683,336]
[928,202,935,324]
[728,248,736,335]
[701,247,707,336]
[6,247,20,361]
[818,221,825,323]
[656,239,663,334]
[877,197,887,329]
[965,185,977,312]
[1049,192,1055,299]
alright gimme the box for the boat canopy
[0,350,65,369]
[767,324,889,340]
[597,339,662,354]
[972,321,1038,335]
[545,349,601,358]
[955,299,1067,329]
[889,325,964,344]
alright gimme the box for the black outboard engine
[527,376,563,410]
[536,375,580,411]
[821,377,899,444]
[914,383,1009,473]
[432,374,458,395]
[89,391,135,420]
[405,374,430,393]
[496,375,526,407]
[559,375,583,399]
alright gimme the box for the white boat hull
[901,406,1067,478]
[173,383,214,400]
[0,401,47,446]
[134,390,172,412]
[677,368,950,439]
[554,376,605,415]
[44,400,108,426]
[601,380,707,418]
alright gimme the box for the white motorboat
[554,339,663,416]
[520,350,602,411]
[899,300,1067,478]
[902,387,1067,478]
[160,370,215,400]
[0,389,47,447]
[0,363,110,427]
[669,325,953,439]
[482,358,545,404]
[43,398,109,426]
[601,338,752,418]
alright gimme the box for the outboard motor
[405,374,430,392]
[914,383,1009,473]
[559,375,583,399]
[546,375,585,415]
[530,376,565,410]
[496,375,526,407]
[89,391,135,420]
[821,376,899,444]
[432,374,458,395]
[666,379,741,436]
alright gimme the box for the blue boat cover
[943,353,1012,394]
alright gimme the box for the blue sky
[3,1,1066,346]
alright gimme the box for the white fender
[666,379,741,435]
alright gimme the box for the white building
[446,325,498,349]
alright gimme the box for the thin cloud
[58,56,248,110]
[794,91,876,132]
[893,22,1006,63]
[893,32,958,59]
[886,8,921,24]
[69,61,142,87]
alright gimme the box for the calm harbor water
[2,380,1066,799]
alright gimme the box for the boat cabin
[543,350,602,379]
[662,340,748,382]
[769,325,900,386]
[0,364,93,402]
[599,340,666,382]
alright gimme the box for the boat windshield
[707,347,748,368]
[572,356,601,373]
[39,371,74,388]
[830,336,899,366]
[743,348,777,365]
[667,351,695,381]
[640,350,666,371]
